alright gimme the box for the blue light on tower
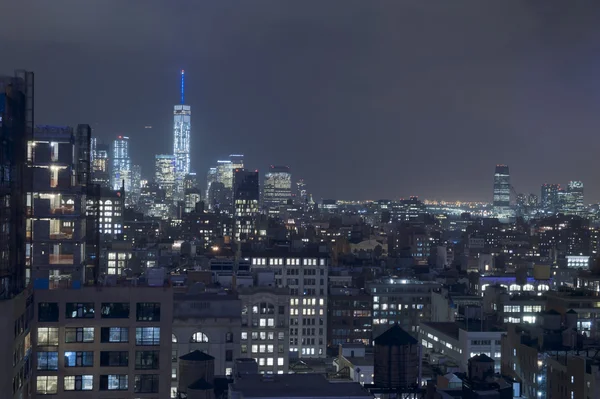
[180,69,185,105]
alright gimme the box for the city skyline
[2,2,600,201]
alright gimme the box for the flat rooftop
[422,321,504,340]
[230,374,372,398]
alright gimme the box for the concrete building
[418,321,504,373]
[333,344,374,385]
[248,252,329,358]
[172,290,241,389]
[33,276,173,398]
[367,278,440,337]
[238,286,290,374]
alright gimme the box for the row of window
[37,327,160,345]
[251,258,327,266]
[37,350,160,370]
[36,374,159,394]
[38,302,161,321]
[241,331,285,341]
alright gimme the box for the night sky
[2,1,600,202]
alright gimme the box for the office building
[564,180,584,215]
[233,169,259,242]
[541,183,560,211]
[90,138,110,188]
[28,124,91,288]
[367,278,440,338]
[238,286,290,374]
[33,276,173,398]
[129,164,141,206]
[183,172,198,191]
[263,165,292,215]
[184,188,201,214]
[296,179,307,206]
[492,164,510,215]
[328,287,372,346]
[248,252,329,358]
[0,69,35,399]
[112,136,131,193]
[206,167,217,203]
[155,154,176,200]
[173,70,191,197]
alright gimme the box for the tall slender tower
[173,70,191,197]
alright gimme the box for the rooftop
[179,350,215,362]
[229,374,372,398]
[422,321,504,340]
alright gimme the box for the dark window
[136,303,160,321]
[100,303,130,319]
[226,350,233,362]
[134,374,159,393]
[225,332,233,343]
[100,327,129,343]
[100,351,129,367]
[171,349,178,363]
[66,303,95,319]
[99,375,128,391]
[64,351,94,367]
[37,352,58,370]
[38,303,59,322]
[65,327,94,343]
[135,351,159,369]
[135,327,160,346]
[278,305,285,315]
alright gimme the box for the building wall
[172,294,241,380]
[33,285,173,399]
[0,289,34,399]
[249,255,329,358]
[239,288,290,374]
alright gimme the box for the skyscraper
[206,167,217,203]
[90,138,110,188]
[233,168,259,241]
[155,154,176,200]
[564,181,584,215]
[492,164,510,214]
[173,70,191,196]
[263,165,292,214]
[112,135,131,192]
[541,184,560,211]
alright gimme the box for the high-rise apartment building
[28,124,92,288]
[90,138,110,188]
[233,169,259,241]
[154,155,176,200]
[129,164,141,206]
[0,70,35,399]
[112,136,131,193]
[263,165,292,215]
[492,165,510,215]
[173,70,191,197]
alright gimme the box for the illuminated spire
[180,69,185,104]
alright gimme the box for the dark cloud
[2,0,600,201]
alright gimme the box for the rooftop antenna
[180,69,185,105]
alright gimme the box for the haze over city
[2,1,600,201]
